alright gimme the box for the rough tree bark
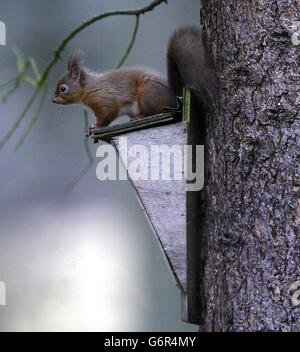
[199,0,300,331]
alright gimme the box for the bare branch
[0,77,18,90]
[0,86,40,149]
[116,14,140,69]
[0,0,167,149]
[65,110,94,193]
[15,85,48,151]
[39,0,167,86]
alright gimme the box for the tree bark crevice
[199,0,300,331]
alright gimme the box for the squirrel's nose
[52,98,56,103]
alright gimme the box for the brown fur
[52,26,217,131]
[167,26,217,107]
[53,58,177,130]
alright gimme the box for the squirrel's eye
[60,85,68,93]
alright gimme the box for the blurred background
[0,0,200,331]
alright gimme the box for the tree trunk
[199,0,300,331]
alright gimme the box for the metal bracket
[91,97,183,143]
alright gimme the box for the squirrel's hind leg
[139,82,176,117]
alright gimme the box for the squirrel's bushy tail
[167,26,217,108]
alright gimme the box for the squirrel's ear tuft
[67,52,84,80]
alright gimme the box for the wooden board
[113,122,187,291]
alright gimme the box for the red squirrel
[52,26,217,135]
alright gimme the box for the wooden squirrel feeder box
[92,89,204,325]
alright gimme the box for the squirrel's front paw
[86,123,97,137]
